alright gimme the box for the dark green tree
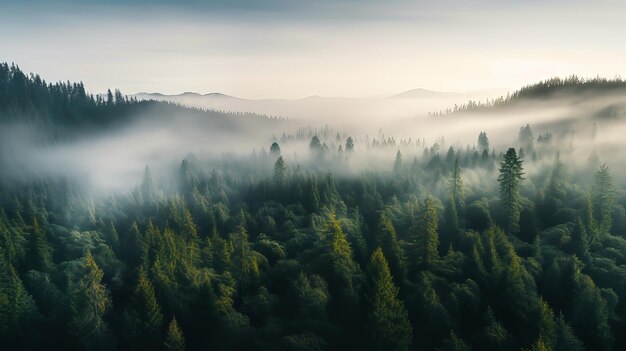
[274,155,286,183]
[377,210,407,284]
[365,247,412,351]
[270,141,281,157]
[28,217,52,272]
[164,317,186,351]
[418,197,439,268]
[128,266,163,349]
[592,163,615,234]
[498,148,524,234]
[69,251,113,350]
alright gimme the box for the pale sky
[1,0,625,99]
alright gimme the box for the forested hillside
[0,63,282,140]
[431,76,626,116]
[2,65,626,351]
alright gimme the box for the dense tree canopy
[1,64,626,351]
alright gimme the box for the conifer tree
[570,218,590,261]
[321,212,357,297]
[164,317,186,351]
[592,163,615,234]
[498,148,524,234]
[450,158,465,212]
[418,197,439,267]
[345,136,354,153]
[365,247,412,351]
[519,124,534,151]
[394,150,403,173]
[69,251,112,350]
[0,254,39,340]
[478,131,490,151]
[28,216,52,272]
[270,142,281,157]
[273,155,286,183]
[377,210,406,284]
[129,266,163,349]
[231,213,259,293]
[182,208,200,266]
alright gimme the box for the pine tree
[570,218,589,261]
[478,131,490,151]
[164,317,186,351]
[345,137,355,153]
[377,210,406,285]
[273,155,286,183]
[418,197,439,267]
[0,254,40,340]
[535,298,557,349]
[182,208,200,266]
[270,142,281,157]
[394,150,403,173]
[321,212,357,296]
[365,247,412,351]
[28,216,52,272]
[592,163,615,234]
[498,148,524,234]
[231,213,259,293]
[440,331,471,351]
[450,158,465,212]
[519,124,534,151]
[129,266,163,349]
[69,251,113,350]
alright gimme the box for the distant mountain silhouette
[392,88,460,99]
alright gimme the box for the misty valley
[2,62,626,351]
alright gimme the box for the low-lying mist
[3,83,626,193]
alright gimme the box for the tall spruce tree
[164,317,186,351]
[592,163,615,234]
[365,247,412,351]
[28,217,52,272]
[418,197,439,268]
[498,148,524,234]
[69,251,113,350]
[128,266,163,349]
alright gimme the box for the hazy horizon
[3,0,626,99]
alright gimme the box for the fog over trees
[3,63,626,351]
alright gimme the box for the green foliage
[592,163,616,234]
[127,266,163,349]
[498,148,524,234]
[274,156,287,183]
[69,251,113,350]
[28,217,53,272]
[1,63,625,350]
[365,247,412,351]
[0,254,39,340]
[164,317,186,351]
[418,197,440,268]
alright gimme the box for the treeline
[0,63,282,140]
[430,75,626,116]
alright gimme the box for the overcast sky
[2,0,625,99]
